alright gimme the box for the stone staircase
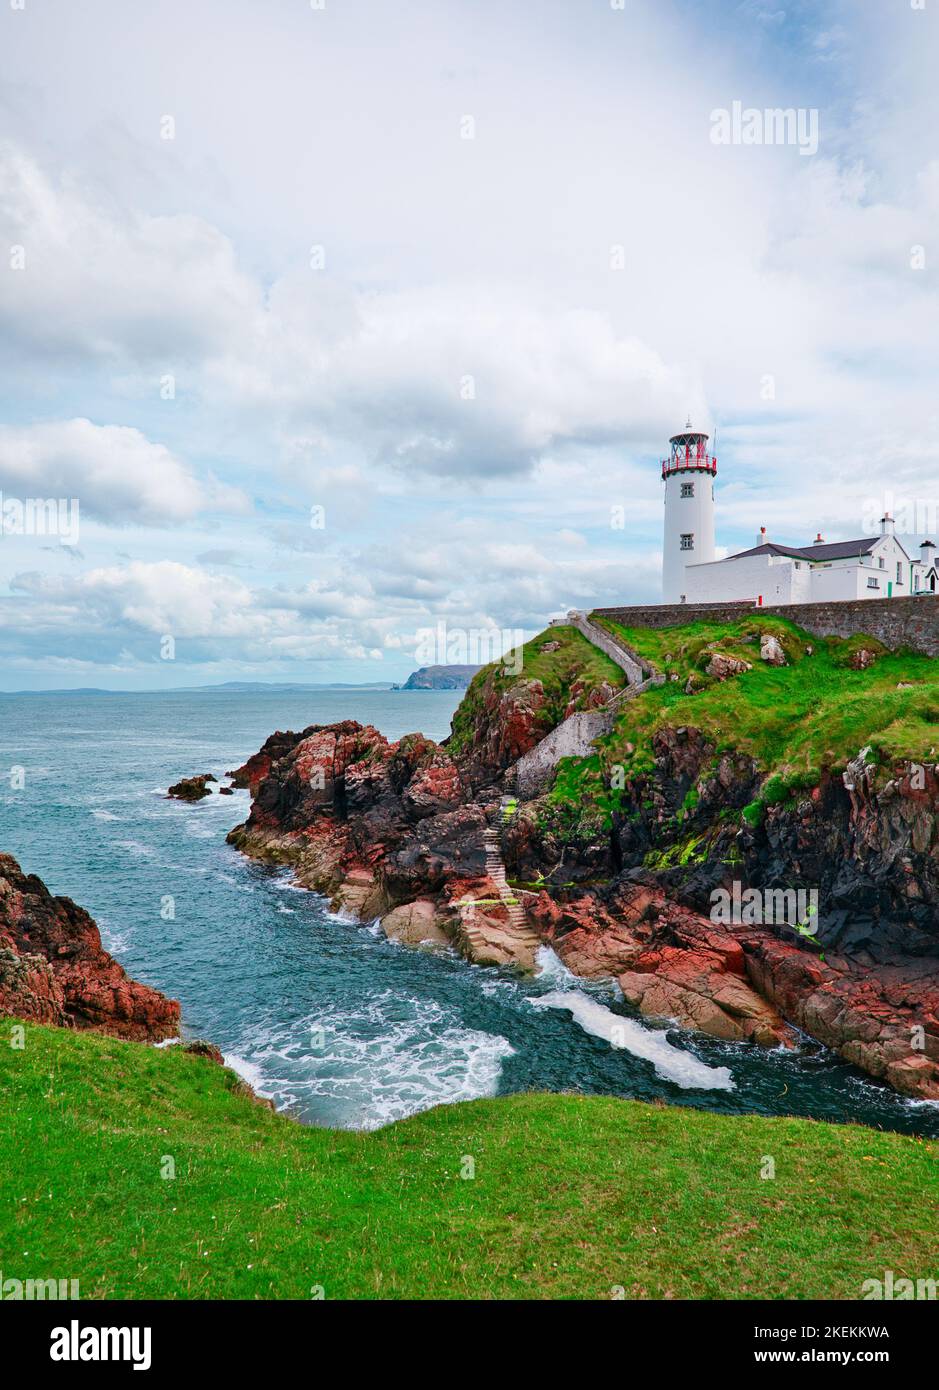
[512,611,665,800]
[457,798,541,969]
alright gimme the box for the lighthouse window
[680,482,694,498]
[680,533,694,552]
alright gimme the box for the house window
[680,533,694,551]
[867,578,880,589]
[915,574,921,592]
[680,482,694,498]
[897,562,903,584]
[878,557,885,569]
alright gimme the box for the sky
[0,0,936,689]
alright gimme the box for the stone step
[474,808,543,958]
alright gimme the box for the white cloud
[0,142,261,368]
[1,0,937,685]
[0,419,248,524]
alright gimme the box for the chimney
[921,539,936,564]
[813,533,825,545]
[757,526,769,546]
[880,514,895,537]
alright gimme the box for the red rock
[225,702,939,1100]
[0,853,179,1042]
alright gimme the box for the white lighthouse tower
[661,420,717,603]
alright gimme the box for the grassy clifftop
[1,1022,937,1299]
[593,613,939,787]
[448,623,624,757]
[444,612,939,831]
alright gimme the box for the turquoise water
[1,689,936,1136]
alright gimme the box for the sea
[1,688,936,1136]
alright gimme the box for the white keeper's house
[661,422,939,606]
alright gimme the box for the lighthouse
[661,421,717,603]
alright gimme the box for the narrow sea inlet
[2,688,937,1138]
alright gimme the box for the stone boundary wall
[592,596,939,657]
[551,610,647,683]
[515,709,612,800]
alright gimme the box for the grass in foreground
[1,1023,936,1300]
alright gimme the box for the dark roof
[727,537,880,563]
[802,537,880,561]
[728,542,812,561]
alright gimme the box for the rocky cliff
[0,853,179,1041]
[398,664,480,690]
[226,617,939,1100]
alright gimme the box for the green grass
[1,1023,936,1300]
[448,625,624,756]
[590,614,939,787]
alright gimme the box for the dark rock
[168,774,216,800]
[184,1040,224,1065]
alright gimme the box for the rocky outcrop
[227,720,542,971]
[225,672,939,1098]
[0,854,179,1041]
[743,933,939,1097]
[531,882,793,1048]
[760,634,787,666]
[168,773,217,800]
[399,664,479,690]
[459,678,553,786]
[705,652,752,681]
[525,874,939,1097]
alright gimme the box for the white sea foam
[100,928,132,955]
[534,944,585,987]
[90,809,121,822]
[184,821,216,840]
[223,1053,269,1095]
[532,990,735,1091]
[533,946,734,1090]
[235,992,515,1130]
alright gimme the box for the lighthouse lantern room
[661,420,717,603]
